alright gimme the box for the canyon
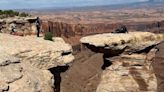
[0,31,163,92]
[0,3,164,92]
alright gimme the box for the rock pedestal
[80,32,164,92]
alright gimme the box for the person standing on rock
[35,17,41,37]
[10,21,17,35]
[112,25,128,33]
[0,26,2,33]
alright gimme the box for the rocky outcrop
[80,32,164,92]
[0,17,37,36]
[80,32,163,52]
[96,52,157,92]
[0,34,74,69]
[0,34,74,92]
[0,50,54,92]
[152,42,164,92]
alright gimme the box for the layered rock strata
[80,32,164,92]
[0,17,37,36]
[0,34,74,92]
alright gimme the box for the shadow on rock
[129,67,148,91]
[101,53,112,70]
[49,65,69,92]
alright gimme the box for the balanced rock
[80,32,163,92]
[80,32,164,54]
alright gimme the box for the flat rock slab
[80,32,164,47]
[0,34,74,69]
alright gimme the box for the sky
[0,0,148,9]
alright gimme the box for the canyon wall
[42,20,164,39]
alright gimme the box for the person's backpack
[36,20,40,26]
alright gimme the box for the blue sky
[0,0,148,9]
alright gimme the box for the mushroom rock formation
[80,32,164,92]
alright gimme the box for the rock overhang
[80,32,164,54]
[0,34,74,69]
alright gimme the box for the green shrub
[0,10,29,18]
[19,12,29,17]
[44,32,53,41]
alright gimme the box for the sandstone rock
[0,51,54,92]
[41,20,164,39]
[80,32,164,55]
[8,62,54,92]
[0,52,20,66]
[96,53,157,92]
[0,17,37,36]
[0,34,74,92]
[80,32,163,47]
[0,34,74,69]
[80,32,162,92]
[152,42,164,92]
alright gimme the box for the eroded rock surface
[96,52,157,92]
[80,32,164,92]
[0,34,74,69]
[0,34,74,92]
[80,32,163,47]
[152,42,164,92]
[0,50,54,92]
[0,17,37,36]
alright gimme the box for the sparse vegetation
[19,12,29,17]
[0,10,29,18]
[44,32,53,41]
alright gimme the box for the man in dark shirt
[10,22,16,35]
[113,25,128,33]
[35,17,41,37]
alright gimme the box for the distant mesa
[149,0,164,2]
[149,0,154,2]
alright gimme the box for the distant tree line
[0,10,30,18]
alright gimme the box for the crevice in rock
[102,53,113,70]
[83,43,125,57]
[61,52,72,56]
[128,43,160,54]
[51,46,104,92]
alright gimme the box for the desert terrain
[34,2,164,46]
[32,2,164,92]
[0,1,164,92]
